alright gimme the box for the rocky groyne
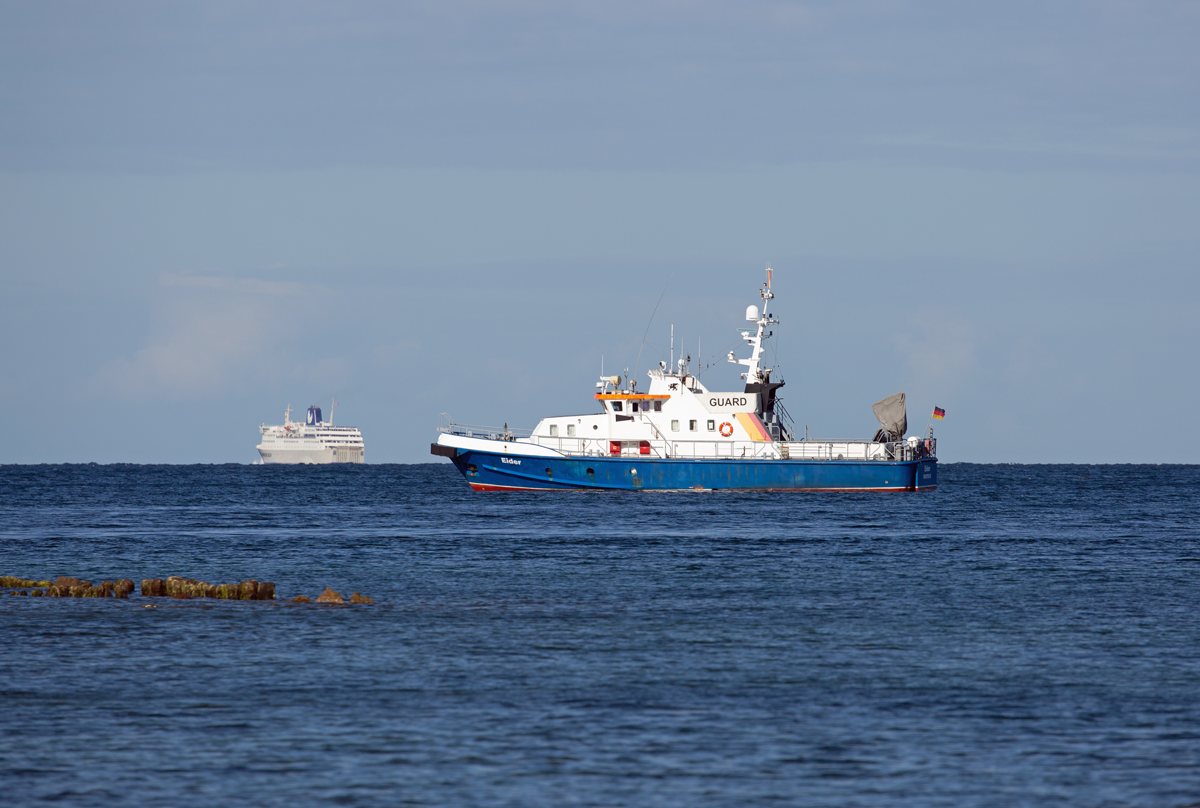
[3,574,373,604]
[141,576,276,600]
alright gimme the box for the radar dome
[745,305,760,322]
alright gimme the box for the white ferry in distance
[257,403,365,464]
[432,268,939,491]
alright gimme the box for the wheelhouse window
[549,424,559,436]
[631,401,640,412]
[671,420,680,432]
[689,420,697,431]
[653,401,663,411]
[611,401,623,412]
[707,420,715,432]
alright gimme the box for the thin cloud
[90,274,326,399]
[890,308,978,396]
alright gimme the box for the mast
[728,265,777,384]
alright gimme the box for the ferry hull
[256,446,365,464]
[444,448,937,492]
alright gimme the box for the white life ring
[719,422,734,437]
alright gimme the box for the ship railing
[439,413,936,461]
[779,438,936,462]
[774,401,797,441]
[662,440,779,460]
[438,414,532,441]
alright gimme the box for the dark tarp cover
[872,392,907,438]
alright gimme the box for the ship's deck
[438,419,935,462]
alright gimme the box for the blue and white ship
[432,271,937,491]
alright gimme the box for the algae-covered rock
[165,576,184,597]
[217,583,237,599]
[256,582,276,601]
[114,580,134,598]
[45,585,62,597]
[2,577,46,587]
[239,580,258,601]
[101,580,115,592]
[315,588,345,605]
[36,580,51,587]
[55,577,86,589]
[205,584,218,598]
[348,592,375,604]
[291,595,312,603]
[70,585,89,597]
[30,589,44,597]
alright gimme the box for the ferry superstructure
[432,270,937,491]
[257,404,365,464]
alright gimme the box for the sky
[1,0,1197,464]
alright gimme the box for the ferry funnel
[307,406,323,426]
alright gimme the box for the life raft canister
[719,422,734,437]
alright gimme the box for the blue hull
[448,449,937,492]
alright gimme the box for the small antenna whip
[635,274,673,383]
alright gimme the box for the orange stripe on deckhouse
[594,394,671,400]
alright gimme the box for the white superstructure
[257,403,365,464]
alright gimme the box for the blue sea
[3,463,1199,806]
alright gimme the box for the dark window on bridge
[611,401,623,412]
[653,401,663,411]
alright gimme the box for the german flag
[932,406,946,420]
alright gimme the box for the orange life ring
[719,422,734,437]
